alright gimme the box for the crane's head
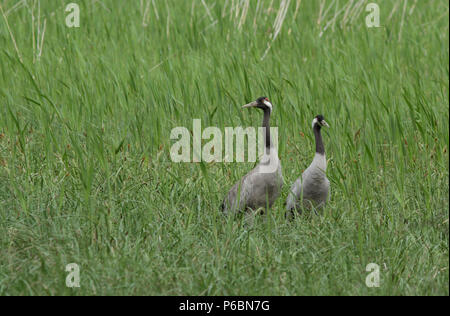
[242,96,273,112]
[312,115,330,129]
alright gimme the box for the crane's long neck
[314,125,325,155]
[262,109,271,149]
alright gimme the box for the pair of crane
[221,96,330,218]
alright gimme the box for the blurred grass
[0,0,448,295]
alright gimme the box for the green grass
[0,0,448,295]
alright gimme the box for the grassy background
[0,0,448,295]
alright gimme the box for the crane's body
[222,146,283,214]
[222,97,283,215]
[286,115,330,214]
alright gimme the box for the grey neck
[262,109,271,149]
[314,124,325,155]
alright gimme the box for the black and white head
[242,96,273,112]
[312,115,330,129]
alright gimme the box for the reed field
[0,0,448,295]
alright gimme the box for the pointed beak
[242,101,258,109]
[321,120,330,128]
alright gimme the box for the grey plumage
[222,148,283,214]
[286,115,330,214]
[222,97,283,215]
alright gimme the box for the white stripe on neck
[263,100,273,112]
